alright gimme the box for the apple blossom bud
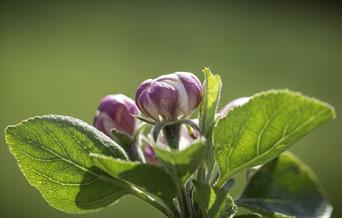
[143,145,159,165]
[135,72,203,122]
[156,124,199,150]
[93,94,139,137]
[143,124,199,165]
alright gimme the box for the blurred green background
[0,1,341,218]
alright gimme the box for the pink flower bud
[135,72,203,122]
[155,124,199,150]
[143,145,160,165]
[142,124,199,165]
[93,94,139,137]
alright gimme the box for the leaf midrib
[7,125,117,186]
[8,132,128,208]
[9,123,169,211]
[217,108,330,187]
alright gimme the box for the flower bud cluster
[93,72,203,163]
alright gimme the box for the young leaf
[111,128,133,147]
[193,181,237,218]
[234,214,262,218]
[214,90,335,187]
[237,208,293,218]
[237,152,333,218]
[90,153,178,209]
[4,115,128,213]
[199,67,222,139]
[153,141,206,184]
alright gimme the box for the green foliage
[111,128,133,147]
[197,67,222,184]
[193,181,237,218]
[213,90,335,187]
[199,67,222,139]
[234,214,262,218]
[237,152,332,218]
[153,141,206,184]
[3,73,336,218]
[4,115,128,213]
[90,153,177,209]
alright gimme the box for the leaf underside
[214,89,335,186]
[153,141,206,184]
[5,115,128,213]
[238,152,332,218]
[199,67,222,138]
[193,181,237,218]
[90,153,177,208]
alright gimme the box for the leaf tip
[4,124,17,142]
[4,125,11,135]
[201,66,212,75]
[329,105,336,119]
[202,66,209,71]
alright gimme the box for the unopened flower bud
[143,124,199,165]
[135,72,203,122]
[143,145,159,165]
[93,94,139,137]
[156,124,199,151]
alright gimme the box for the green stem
[169,202,181,218]
[98,174,174,217]
[209,162,219,184]
[163,123,181,149]
[206,145,216,183]
[163,123,191,217]
[162,123,195,217]
[197,164,207,183]
[179,186,190,218]
[129,186,174,218]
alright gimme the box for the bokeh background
[1,1,341,218]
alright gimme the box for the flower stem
[163,123,181,150]
[129,186,174,217]
[180,186,192,218]
[97,173,174,217]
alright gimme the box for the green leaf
[90,153,178,209]
[238,208,293,218]
[153,141,206,184]
[199,67,222,139]
[193,181,237,218]
[214,89,335,187]
[237,152,332,218]
[4,115,128,213]
[111,128,133,147]
[234,214,262,218]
